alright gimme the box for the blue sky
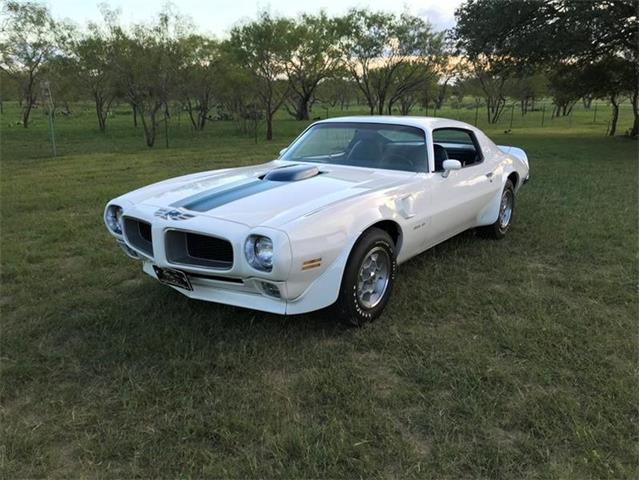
[44,0,463,36]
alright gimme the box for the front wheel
[478,179,515,239]
[334,228,397,327]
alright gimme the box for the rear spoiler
[498,145,529,168]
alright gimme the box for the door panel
[423,127,501,244]
[412,164,501,250]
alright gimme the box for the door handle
[485,172,494,178]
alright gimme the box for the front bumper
[142,262,289,314]
[109,202,346,315]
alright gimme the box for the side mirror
[278,147,288,158]
[442,159,462,178]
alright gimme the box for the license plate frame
[153,266,193,291]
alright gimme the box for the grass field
[1,101,638,478]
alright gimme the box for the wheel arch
[363,219,403,252]
[477,168,518,226]
[507,171,520,191]
[284,214,404,315]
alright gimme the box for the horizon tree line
[0,0,637,146]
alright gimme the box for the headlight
[105,205,123,235]
[244,235,273,271]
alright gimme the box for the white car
[104,116,529,325]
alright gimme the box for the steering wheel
[384,153,415,171]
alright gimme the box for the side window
[432,128,483,171]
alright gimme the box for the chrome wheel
[356,246,390,309]
[499,189,513,230]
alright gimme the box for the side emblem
[154,208,195,220]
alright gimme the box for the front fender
[282,194,406,309]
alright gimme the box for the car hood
[124,160,414,228]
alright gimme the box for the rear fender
[498,145,529,169]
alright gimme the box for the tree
[68,25,120,132]
[0,1,68,127]
[283,13,341,120]
[215,54,262,135]
[546,65,587,117]
[506,72,547,114]
[44,54,79,116]
[454,0,638,134]
[386,63,437,115]
[111,11,187,147]
[453,5,524,124]
[339,9,444,115]
[0,68,19,114]
[315,76,359,111]
[178,35,221,130]
[586,56,637,136]
[229,13,292,140]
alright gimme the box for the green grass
[1,101,638,478]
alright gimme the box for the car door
[423,128,499,244]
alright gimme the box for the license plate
[153,266,193,291]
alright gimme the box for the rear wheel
[334,228,397,327]
[479,179,515,239]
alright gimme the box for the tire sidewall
[337,230,397,326]
[497,180,515,236]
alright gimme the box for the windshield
[281,122,428,173]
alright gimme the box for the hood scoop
[263,164,320,182]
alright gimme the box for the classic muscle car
[104,116,529,325]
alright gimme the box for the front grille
[165,230,233,269]
[139,222,152,243]
[123,218,153,257]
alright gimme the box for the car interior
[343,129,427,172]
[432,128,483,171]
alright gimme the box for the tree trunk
[95,94,106,132]
[132,103,138,127]
[376,95,385,115]
[608,95,619,137]
[22,98,34,128]
[296,97,310,121]
[630,89,638,137]
[140,109,158,147]
[266,111,273,141]
[198,109,208,130]
[486,97,505,124]
[185,99,198,130]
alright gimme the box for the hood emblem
[154,208,195,220]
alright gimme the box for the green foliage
[66,26,121,131]
[339,9,444,115]
[228,12,293,140]
[107,9,191,146]
[0,0,69,126]
[283,12,342,120]
[453,0,639,134]
[176,35,221,130]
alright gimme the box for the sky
[44,0,464,37]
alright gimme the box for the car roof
[313,115,477,132]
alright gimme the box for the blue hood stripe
[172,179,284,212]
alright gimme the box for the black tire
[478,179,515,239]
[334,228,397,327]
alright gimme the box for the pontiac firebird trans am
[104,116,529,325]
